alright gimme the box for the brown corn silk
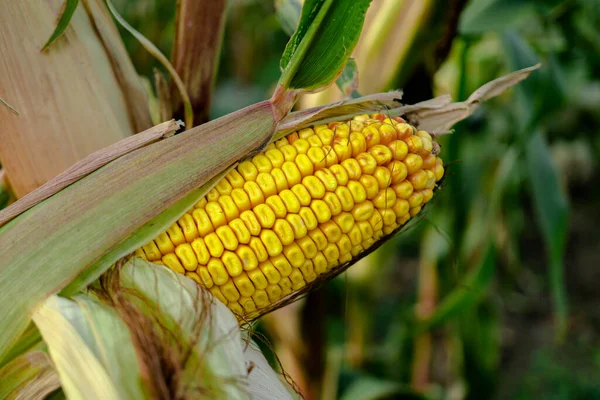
[136,114,444,319]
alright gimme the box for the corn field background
[1,0,599,399]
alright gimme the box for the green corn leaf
[0,323,42,369]
[0,351,60,400]
[340,377,426,400]
[42,0,79,51]
[459,0,536,34]
[278,0,372,90]
[417,245,496,332]
[335,58,360,98]
[0,102,276,361]
[275,0,303,37]
[526,131,569,341]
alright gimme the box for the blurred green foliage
[113,0,600,398]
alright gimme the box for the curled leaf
[42,0,79,51]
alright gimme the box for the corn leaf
[0,102,276,360]
[0,323,42,369]
[275,0,303,37]
[459,0,536,34]
[335,58,360,99]
[417,245,496,332]
[278,0,372,90]
[42,0,79,51]
[340,377,426,400]
[0,351,60,400]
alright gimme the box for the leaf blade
[42,0,79,51]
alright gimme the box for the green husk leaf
[105,0,194,129]
[335,58,360,98]
[42,0,79,51]
[278,0,372,90]
[0,351,60,400]
[275,0,303,37]
[0,323,43,369]
[0,102,276,360]
[416,245,496,332]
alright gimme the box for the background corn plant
[1,0,598,399]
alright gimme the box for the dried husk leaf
[0,351,60,400]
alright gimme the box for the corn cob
[135,114,444,317]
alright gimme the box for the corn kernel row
[135,114,444,317]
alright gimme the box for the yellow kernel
[191,238,210,264]
[405,135,423,154]
[408,170,428,190]
[356,153,377,175]
[347,180,367,203]
[317,128,334,145]
[217,195,239,222]
[289,269,306,290]
[205,202,227,229]
[178,214,199,242]
[379,123,398,144]
[271,168,289,192]
[279,276,293,295]
[135,248,147,261]
[359,175,380,199]
[167,224,185,246]
[331,122,350,136]
[210,286,228,304]
[265,148,285,168]
[207,258,229,285]
[175,243,198,271]
[330,164,349,186]
[307,147,327,169]
[226,170,245,188]
[206,189,219,202]
[163,253,185,274]
[434,164,445,181]
[273,219,295,245]
[303,175,326,199]
[248,269,268,289]
[196,266,214,288]
[216,225,238,251]
[265,196,286,219]
[392,199,410,218]
[357,221,373,241]
[259,260,281,284]
[337,234,352,255]
[297,236,318,259]
[260,230,283,256]
[417,130,432,141]
[389,140,408,161]
[323,243,340,263]
[194,197,208,209]
[230,188,251,212]
[299,260,315,278]
[240,210,261,236]
[421,189,434,203]
[298,207,318,230]
[322,146,339,166]
[236,245,259,270]
[420,137,433,155]
[403,154,424,175]
[256,172,277,197]
[215,179,233,195]
[299,127,315,139]
[369,209,384,232]
[392,181,414,200]
[252,154,273,173]
[228,302,243,316]
[291,184,312,206]
[425,170,436,189]
[321,220,342,242]
[408,191,424,208]
[334,187,354,212]
[286,214,308,239]
[395,123,413,139]
[222,251,243,277]
[352,201,375,222]
[348,224,362,245]
[229,219,251,244]
[238,160,258,181]
[333,141,351,161]
[271,254,293,276]
[373,188,397,209]
[369,145,393,165]
[313,252,328,274]
[333,212,355,233]
[280,189,301,213]
[315,169,338,192]
[422,154,437,169]
[243,181,265,208]
[295,154,314,177]
[388,161,408,184]
[204,233,225,257]
[321,192,341,217]
[339,252,352,264]
[308,135,323,148]
[221,279,241,302]
[154,233,174,254]
[349,132,367,157]
[266,284,283,302]
[351,245,363,257]
[410,206,422,217]
[310,199,332,223]
[254,203,276,229]
[292,138,310,154]
[308,228,328,251]
[283,243,305,268]
[254,289,271,308]
[381,208,396,226]
[233,273,256,297]
[341,158,362,180]
[363,125,380,148]
[249,237,269,262]
[280,144,298,161]
[240,297,257,312]
[373,166,392,189]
